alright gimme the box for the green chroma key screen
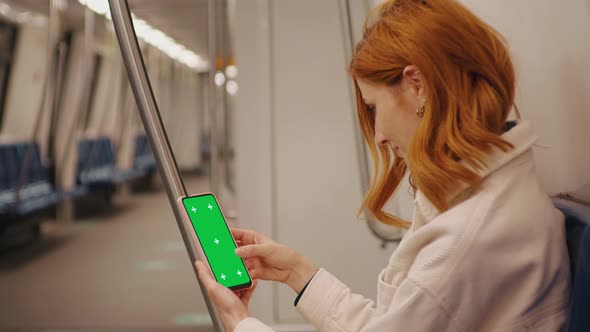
[182,194,251,289]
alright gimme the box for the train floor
[0,175,214,331]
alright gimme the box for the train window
[83,53,103,129]
[0,20,17,130]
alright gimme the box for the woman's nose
[374,132,388,146]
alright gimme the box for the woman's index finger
[231,228,258,243]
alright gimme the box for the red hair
[351,0,515,228]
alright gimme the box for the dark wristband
[294,273,316,307]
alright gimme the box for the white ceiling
[128,0,209,60]
[8,0,210,60]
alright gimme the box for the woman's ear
[402,65,424,96]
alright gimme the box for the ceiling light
[226,80,238,95]
[79,0,109,16]
[225,65,238,79]
[77,0,208,72]
[214,72,226,87]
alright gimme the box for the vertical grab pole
[337,0,401,247]
[14,0,62,210]
[107,1,225,331]
[208,0,220,194]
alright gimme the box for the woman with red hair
[196,0,571,330]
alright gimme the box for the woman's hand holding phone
[232,228,319,294]
[195,260,256,331]
[195,227,318,330]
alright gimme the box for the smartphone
[180,193,253,291]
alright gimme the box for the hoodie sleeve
[234,317,275,332]
[295,268,457,331]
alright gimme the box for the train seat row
[0,134,156,229]
[77,136,153,191]
[0,143,61,221]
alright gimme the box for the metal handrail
[114,69,132,155]
[57,7,96,187]
[107,0,225,330]
[338,0,402,247]
[13,0,61,210]
[208,0,220,195]
[63,11,116,187]
[49,40,68,166]
[92,57,124,179]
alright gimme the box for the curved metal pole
[13,71,48,209]
[107,1,225,331]
[114,71,132,154]
[208,0,220,194]
[57,7,95,183]
[338,0,401,247]
[14,0,61,209]
[50,41,68,162]
[69,8,104,185]
[220,1,234,193]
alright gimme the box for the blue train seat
[133,134,156,174]
[0,143,61,224]
[0,144,18,218]
[552,197,590,331]
[76,137,143,191]
[13,143,61,215]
